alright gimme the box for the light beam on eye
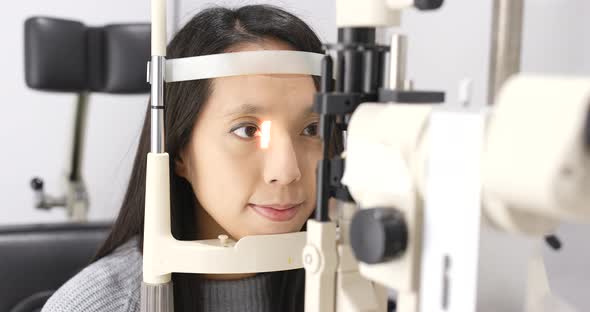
[260,120,271,149]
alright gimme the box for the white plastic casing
[483,75,590,235]
[342,103,433,312]
[303,220,338,312]
[336,0,403,27]
[151,0,166,56]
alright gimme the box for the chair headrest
[25,17,150,94]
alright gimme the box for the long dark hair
[93,5,323,312]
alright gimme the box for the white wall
[1,0,589,309]
[522,0,589,75]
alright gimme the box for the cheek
[298,140,322,173]
[190,133,259,208]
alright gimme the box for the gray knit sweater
[41,238,278,312]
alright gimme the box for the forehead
[208,74,316,117]
[202,39,317,118]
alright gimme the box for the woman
[42,5,330,312]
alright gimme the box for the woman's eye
[231,124,261,139]
[302,122,319,137]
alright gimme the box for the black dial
[350,207,408,264]
[415,0,444,10]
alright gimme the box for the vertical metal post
[389,33,408,91]
[487,0,525,105]
[142,1,174,312]
[69,93,89,181]
[150,56,166,154]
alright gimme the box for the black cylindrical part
[338,27,376,45]
[343,49,363,93]
[319,116,332,157]
[362,50,378,93]
[335,52,345,92]
[320,55,334,93]
[350,208,408,264]
[315,113,333,222]
[315,159,331,222]
[338,27,377,93]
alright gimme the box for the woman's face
[176,40,321,240]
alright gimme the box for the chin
[253,220,305,236]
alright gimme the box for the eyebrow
[224,103,266,117]
[223,103,317,118]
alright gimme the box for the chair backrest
[0,222,111,312]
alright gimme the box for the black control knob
[30,177,44,191]
[350,207,408,264]
[415,0,444,10]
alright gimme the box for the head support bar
[165,50,325,82]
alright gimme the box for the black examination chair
[0,222,111,312]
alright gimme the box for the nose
[263,132,302,185]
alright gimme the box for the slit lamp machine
[142,1,590,311]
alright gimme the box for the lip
[248,202,303,222]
